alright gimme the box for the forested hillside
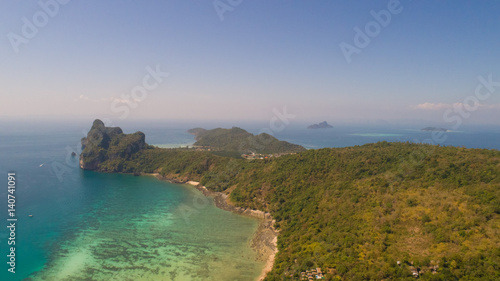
[81,121,500,280]
[187,126,306,154]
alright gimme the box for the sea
[0,119,498,281]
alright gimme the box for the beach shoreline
[145,174,278,281]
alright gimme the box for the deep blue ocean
[0,119,498,280]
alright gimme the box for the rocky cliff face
[80,119,146,170]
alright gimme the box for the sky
[1,0,500,126]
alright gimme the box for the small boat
[39,163,44,167]
[28,215,33,217]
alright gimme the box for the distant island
[80,119,500,280]
[307,121,333,129]
[187,127,305,155]
[421,127,449,132]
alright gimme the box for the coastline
[146,174,278,281]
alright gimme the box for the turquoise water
[1,120,499,280]
[27,175,263,281]
[0,124,263,281]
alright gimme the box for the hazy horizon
[1,115,499,133]
[2,1,500,125]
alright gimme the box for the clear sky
[1,0,500,125]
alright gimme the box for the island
[187,126,306,156]
[80,119,146,170]
[421,127,449,132]
[80,119,500,280]
[307,121,333,129]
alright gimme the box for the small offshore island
[421,127,449,132]
[307,121,333,129]
[80,119,500,280]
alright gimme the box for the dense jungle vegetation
[81,120,500,280]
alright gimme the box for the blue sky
[1,0,500,125]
